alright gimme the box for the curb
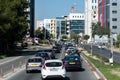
[78,48,107,80]
[82,54,107,80]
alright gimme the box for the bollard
[12,64,14,73]
[0,68,4,78]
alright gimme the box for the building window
[112,3,117,6]
[92,0,94,3]
[112,26,117,29]
[92,0,96,3]
[112,18,117,21]
[92,6,94,9]
[112,10,117,14]
[95,0,96,3]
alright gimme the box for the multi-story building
[24,0,30,37]
[36,20,44,31]
[44,19,51,33]
[24,0,35,38]
[30,0,35,38]
[55,17,67,40]
[98,0,120,37]
[68,13,85,35]
[85,0,98,42]
[50,19,56,38]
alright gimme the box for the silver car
[26,57,44,73]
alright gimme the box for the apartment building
[98,0,120,37]
[50,19,56,38]
[85,0,98,42]
[24,0,35,38]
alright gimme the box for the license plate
[69,62,75,64]
[32,64,38,66]
[50,68,58,71]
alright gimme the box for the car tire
[26,70,30,73]
[41,77,45,80]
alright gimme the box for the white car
[41,59,66,80]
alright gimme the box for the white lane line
[93,71,101,80]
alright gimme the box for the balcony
[24,8,30,13]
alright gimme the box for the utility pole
[109,0,113,66]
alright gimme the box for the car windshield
[43,49,53,52]
[46,62,62,67]
[28,58,42,62]
[53,46,58,49]
[36,53,49,57]
[64,56,80,61]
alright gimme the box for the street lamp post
[109,0,113,66]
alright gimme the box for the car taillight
[43,65,46,69]
[26,63,29,66]
[64,62,68,65]
[76,62,81,64]
[45,57,50,60]
[41,62,44,65]
[62,64,65,69]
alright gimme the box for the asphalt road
[83,44,120,63]
[4,46,98,80]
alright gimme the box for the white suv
[41,59,66,80]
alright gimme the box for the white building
[85,0,98,42]
[44,19,51,33]
[68,13,85,35]
[36,20,44,30]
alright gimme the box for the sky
[35,0,85,28]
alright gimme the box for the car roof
[28,57,44,61]
[45,59,62,63]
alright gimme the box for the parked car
[26,57,44,73]
[63,55,82,70]
[35,52,51,60]
[41,59,66,80]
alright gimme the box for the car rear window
[36,53,49,57]
[46,62,62,67]
[65,56,80,61]
[28,58,42,62]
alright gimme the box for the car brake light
[43,65,46,69]
[76,62,81,64]
[26,63,29,66]
[62,64,65,69]
[45,57,50,60]
[64,62,68,65]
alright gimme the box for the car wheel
[41,77,45,80]
[26,70,30,73]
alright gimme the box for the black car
[35,52,51,60]
[63,55,82,70]
[37,49,55,59]
[52,46,61,53]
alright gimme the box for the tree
[84,35,90,41]
[70,31,78,40]
[0,0,28,53]
[35,27,41,38]
[92,22,110,38]
[117,34,120,48]
[62,35,67,39]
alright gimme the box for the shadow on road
[66,68,85,72]
[45,77,70,80]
